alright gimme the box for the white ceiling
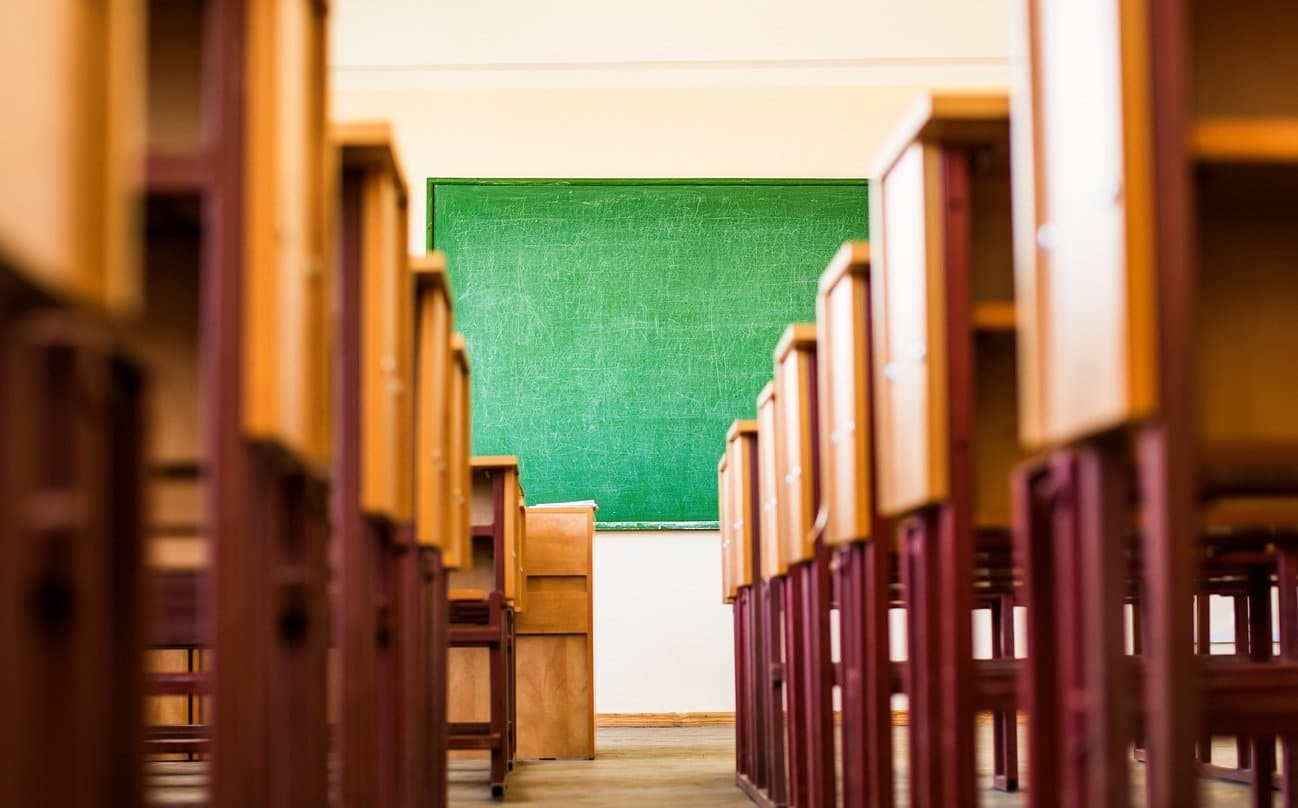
[330,0,1011,89]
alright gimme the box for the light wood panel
[515,578,589,635]
[816,242,873,546]
[516,507,595,760]
[872,142,949,515]
[517,636,593,760]
[448,646,491,725]
[718,452,734,602]
[242,0,330,461]
[725,421,757,589]
[524,509,593,576]
[443,335,472,569]
[774,325,819,565]
[414,253,453,548]
[0,0,142,313]
[337,123,412,522]
[1012,0,1157,447]
[756,383,784,579]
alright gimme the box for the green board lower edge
[596,521,720,532]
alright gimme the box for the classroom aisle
[447,725,1277,807]
[450,727,753,807]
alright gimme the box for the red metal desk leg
[837,541,893,808]
[1013,460,1061,808]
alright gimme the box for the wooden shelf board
[972,301,1017,331]
[1193,118,1298,163]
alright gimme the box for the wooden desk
[1011,2,1298,805]
[449,455,525,795]
[464,456,526,606]
[773,324,820,567]
[336,121,412,808]
[414,252,454,552]
[771,322,834,807]
[516,506,595,760]
[868,91,1016,808]
[816,242,875,547]
[813,241,894,808]
[410,251,457,807]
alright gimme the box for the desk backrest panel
[817,243,873,546]
[414,254,453,548]
[775,325,819,565]
[243,0,330,461]
[1012,0,1157,447]
[873,143,949,515]
[444,334,472,569]
[336,125,414,523]
[0,0,141,312]
[756,383,784,579]
[718,452,734,602]
[726,421,758,590]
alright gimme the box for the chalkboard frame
[427,177,869,531]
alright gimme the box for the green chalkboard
[429,179,868,529]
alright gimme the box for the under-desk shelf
[1192,118,1298,164]
[972,301,1017,332]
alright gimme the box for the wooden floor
[146,725,1280,805]
[451,726,1279,807]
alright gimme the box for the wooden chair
[449,455,526,796]
[868,93,1021,807]
[773,324,836,808]
[0,5,147,807]
[814,241,894,808]
[411,251,457,808]
[1010,1,1298,805]
[336,121,415,808]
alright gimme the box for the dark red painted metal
[0,318,147,808]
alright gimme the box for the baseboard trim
[595,710,1025,728]
[596,712,736,728]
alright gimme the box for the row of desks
[719,1,1298,800]
[0,3,482,807]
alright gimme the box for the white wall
[593,531,736,713]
